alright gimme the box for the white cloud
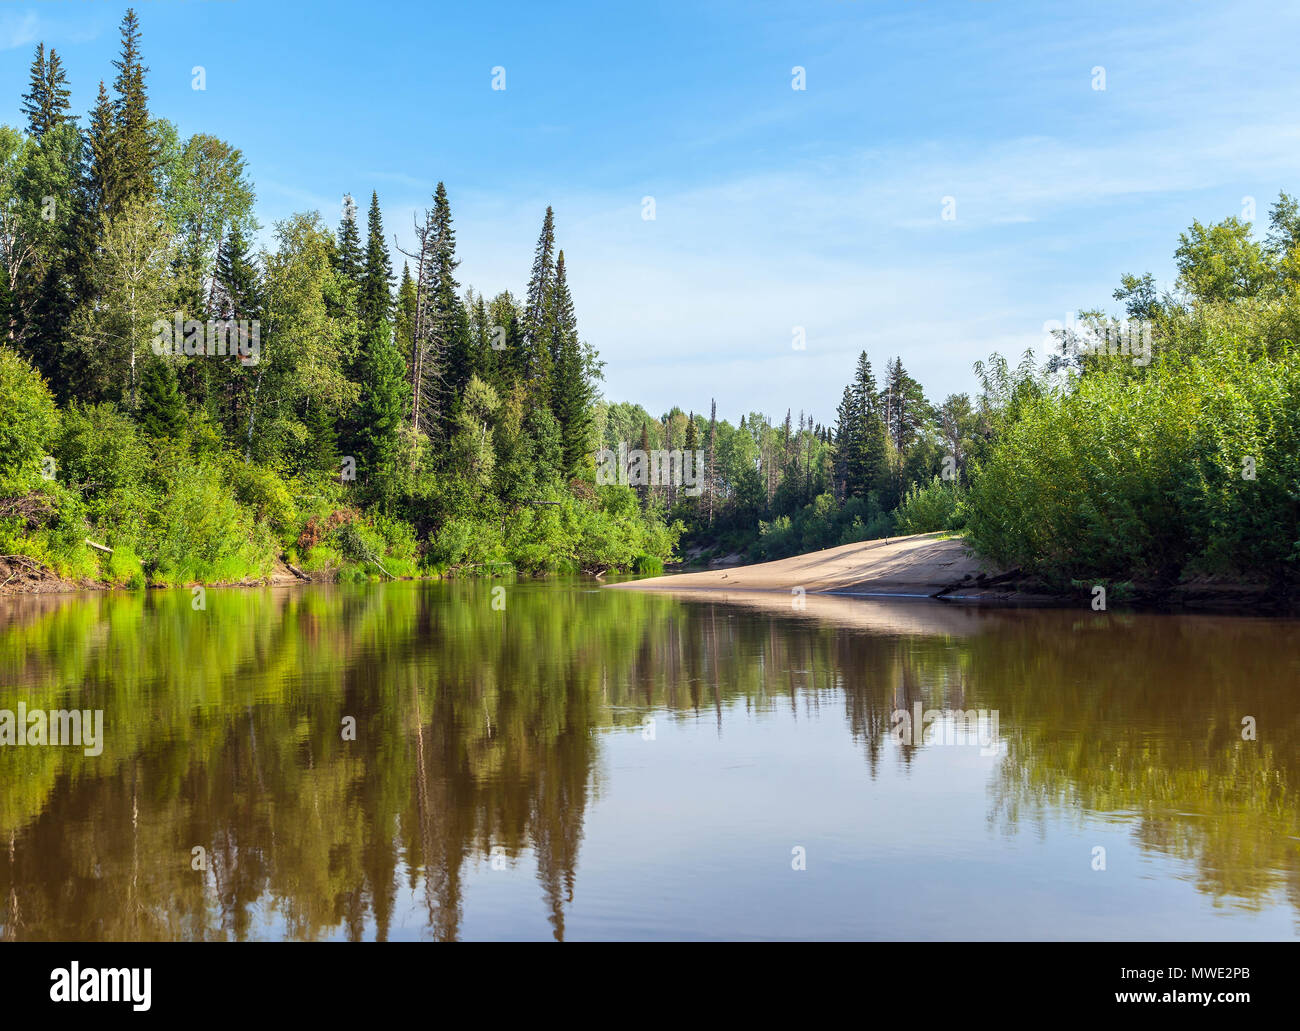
[0,11,40,51]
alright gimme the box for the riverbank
[0,554,324,596]
[608,532,1289,611]
[607,532,1032,599]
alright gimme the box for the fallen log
[281,555,311,581]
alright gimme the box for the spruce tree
[334,194,364,286]
[522,206,556,383]
[21,43,48,135]
[356,321,409,482]
[549,251,594,477]
[360,191,393,334]
[417,182,469,439]
[394,262,417,364]
[215,226,261,315]
[109,8,157,210]
[139,359,186,437]
[209,227,261,430]
[20,44,73,138]
[833,385,855,501]
[841,352,887,500]
[470,290,496,389]
[304,397,341,475]
[882,356,930,453]
[18,44,75,138]
[85,81,116,225]
[45,50,73,129]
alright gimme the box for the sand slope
[607,532,995,597]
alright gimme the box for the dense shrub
[893,477,966,535]
[966,339,1300,585]
[0,347,59,490]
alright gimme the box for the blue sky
[3,0,1299,424]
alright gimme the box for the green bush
[227,460,298,535]
[0,347,59,491]
[966,338,1300,584]
[632,554,664,575]
[893,477,966,535]
[142,462,275,584]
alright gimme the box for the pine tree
[207,227,261,430]
[108,8,157,211]
[334,194,364,286]
[85,81,116,225]
[411,182,467,440]
[360,191,393,334]
[549,251,593,477]
[19,44,72,138]
[20,43,48,135]
[522,206,556,383]
[304,397,340,475]
[138,358,186,437]
[356,321,409,481]
[839,352,887,500]
[394,262,417,367]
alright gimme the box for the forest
[2,9,1297,595]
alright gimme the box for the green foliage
[965,338,1299,585]
[0,346,59,489]
[757,492,892,560]
[355,321,408,489]
[142,462,276,585]
[632,554,663,575]
[138,358,186,437]
[227,460,297,535]
[894,477,966,535]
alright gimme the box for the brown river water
[1,579,1296,940]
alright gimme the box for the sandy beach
[607,532,1002,598]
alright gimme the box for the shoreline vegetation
[2,10,1297,608]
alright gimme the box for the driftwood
[84,538,114,554]
[281,555,311,582]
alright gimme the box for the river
[1,580,1296,940]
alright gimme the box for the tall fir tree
[548,251,594,477]
[84,81,116,226]
[360,190,393,334]
[840,352,887,500]
[108,8,157,211]
[138,358,186,437]
[21,44,73,138]
[206,226,261,431]
[334,193,364,287]
[394,262,417,369]
[412,181,468,440]
[356,321,409,483]
[522,206,556,384]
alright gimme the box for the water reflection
[1,582,1296,940]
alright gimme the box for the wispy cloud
[1,11,40,52]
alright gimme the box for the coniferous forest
[0,10,675,586]
[2,9,1297,597]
